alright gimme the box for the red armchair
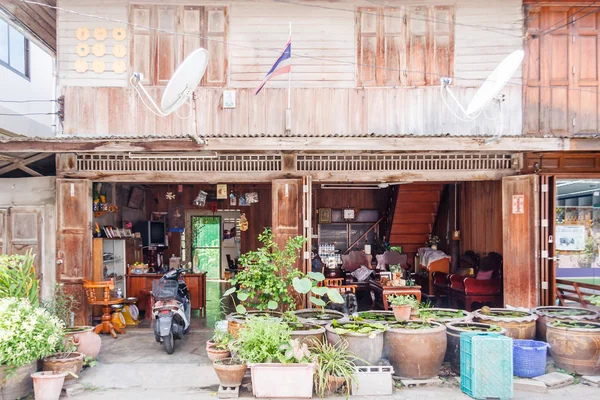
[449,252,503,311]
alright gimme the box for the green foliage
[418,309,465,320]
[330,319,386,338]
[83,356,98,368]
[0,298,65,371]
[231,317,292,363]
[279,339,312,364]
[388,294,418,307]
[211,330,234,350]
[0,251,39,306]
[311,340,363,398]
[388,320,433,330]
[589,295,600,307]
[43,283,78,327]
[227,228,306,312]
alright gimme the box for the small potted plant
[283,312,326,344]
[325,319,386,366]
[311,339,363,398]
[546,319,600,375]
[206,330,233,362]
[388,295,417,321]
[426,234,440,250]
[212,357,247,389]
[42,342,85,382]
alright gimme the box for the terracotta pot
[392,305,411,321]
[445,322,507,374]
[533,306,599,341]
[294,309,347,326]
[0,361,36,400]
[289,322,325,344]
[65,326,102,359]
[206,345,231,362]
[324,374,345,395]
[325,322,384,366]
[212,358,247,387]
[31,371,67,400]
[421,308,472,324]
[473,308,537,339]
[42,352,84,381]
[546,320,600,375]
[385,321,447,379]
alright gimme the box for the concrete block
[217,385,239,399]
[514,378,548,394]
[533,372,574,389]
[582,375,600,387]
[399,377,444,388]
[61,383,84,397]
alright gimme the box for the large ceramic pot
[473,308,537,339]
[42,352,84,381]
[226,311,283,337]
[0,361,36,400]
[213,358,247,387]
[356,310,396,324]
[294,309,347,326]
[385,321,447,379]
[288,322,325,344]
[325,322,384,366]
[445,322,507,374]
[65,326,102,359]
[546,320,600,375]
[206,345,231,362]
[533,306,599,341]
[420,308,472,324]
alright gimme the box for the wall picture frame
[319,208,332,224]
[343,207,357,221]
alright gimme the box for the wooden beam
[0,153,49,176]
[0,0,56,52]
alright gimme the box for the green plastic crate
[460,332,513,400]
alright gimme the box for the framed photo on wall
[319,208,332,224]
[343,207,357,221]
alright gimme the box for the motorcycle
[151,268,191,354]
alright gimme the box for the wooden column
[271,178,302,259]
[502,175,539,308]
[56,179,92,325]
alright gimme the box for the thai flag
[254,38,291,95]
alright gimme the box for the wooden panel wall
[459,181,503,256]
[523,152,600,174]
[146,184,271,259]
[313,187,387,210]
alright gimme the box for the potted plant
[325,320,386,366]
[533,306,598,341]
[311,339,363,398]
[42,346,85,382]
[292,271,346,326]
[283,312,326,344]
[445,322,506,374]
[426,234,440,250]
[473,307,538,339]
[388,295,417,321]
[206,330,233,362]
[231,317,315,398]
[0,252,39,306]
[212,357,247,389]
[418,308,472,324]
[354,311,396,323]
[384,320,447,379]
[546,320,600,375]
[0,298,65,399]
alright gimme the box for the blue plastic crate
[460,332,513,400]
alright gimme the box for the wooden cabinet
[92,237,143,296]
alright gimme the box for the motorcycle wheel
[183,304,191,334]
[162,331,174,354]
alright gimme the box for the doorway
[191,215,222,279]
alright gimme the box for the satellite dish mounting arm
[130,73,168,117]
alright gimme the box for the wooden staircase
[389,184,444,262]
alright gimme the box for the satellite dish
[441,50,524,120]
[130,48,209,117]
[466,50,524,116]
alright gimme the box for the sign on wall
[512,194,524,214]
[556,225,586,251]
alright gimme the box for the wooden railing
[343,216,385,255]
[556,279,600,308]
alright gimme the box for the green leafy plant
[355,311,396,322]
[388,294,418,307]
[83,356,98,368]
[0,298,65,374]
[453,323,502,332]
[224,228,306,313]
[311,340,363,398]
[418,309,465,320]
[551,320,599,329]
[388,320,434,330]
[588,295,600,307]
[292,271,344,310]
[211,330,234,350]
[230,317,292,363]
[43,283,78,327]
[279,339,312,363]
[330,319,386,338]
[0,251,39,306]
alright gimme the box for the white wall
[0,22,55,137]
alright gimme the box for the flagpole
[286,21,292,131]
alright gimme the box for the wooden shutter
[428,6,454,85]
[183,6,202,61]
[131,5,153,85]
[0,209,6,254]
[406,6,428,86]
[56,179,91,325]
[383,7,405,85]
[156,6,177,85]
[524,6,542,134]
[7,207,43,281]
[357,7,378,86]
[204,7,228,86]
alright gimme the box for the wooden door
[56,179,92,325]
[272,179,302,250]
[502,175,540,308]
[540,176,556,306]
[6,207,43,281]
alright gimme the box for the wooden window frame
[0,21,30,80]
[356,6,454,87]
[129,4,228,87]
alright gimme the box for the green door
[191,216,221,279]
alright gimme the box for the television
[135,221,166,247]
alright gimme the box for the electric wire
[533,1,598,38]
[0,99,57,103]
[0,112,58,116]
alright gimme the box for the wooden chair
[323,278,345,287]
[83,279,125,338]
[326,285,357,294]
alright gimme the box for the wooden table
[126,273,207,316]
[369,280,422,310]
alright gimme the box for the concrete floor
[71,281,600,399]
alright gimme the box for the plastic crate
[351,366,394,396]
[460,332,513,400]
[513,340,549,378]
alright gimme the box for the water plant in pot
[206,329,233,362]
[473,306,538,339]
[325,319,386,366]
[230,316,315,398]
[533,305,599,341]
[291,271,346,326]
[546,319,600,375]
[311,339,363,398]
[388,294,418,321]
[445,322,506,374]
[283,311,326,344]
[0,297,65,399]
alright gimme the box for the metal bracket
[541,219,548,228]
[541,184,549,193]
